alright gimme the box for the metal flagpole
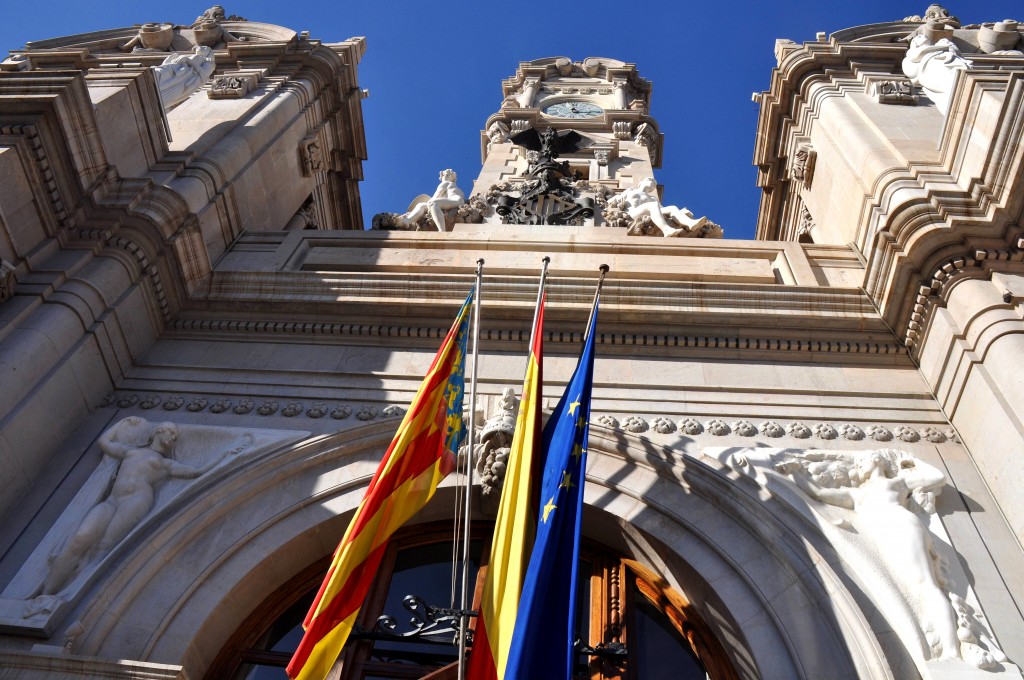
[585,264,609,340]
[457,256,549,679]
[457,259,484,680]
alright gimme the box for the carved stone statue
[385,169,466,232]
[902,34,973,115]
[474,388,519,514]
[29,417,248,602]
[152,46,216,110]
[604,177,709,237]
[774,449,1003,667]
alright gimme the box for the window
[211,524,735,680]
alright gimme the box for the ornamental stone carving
[21,418,252,609]
[786,421,812,438]
[331,405,353,419]
[790,142,816,187]
[870,78,919,105]
[475,388,519,514]
[152,46,216,110]
[838,424,865,441]
[612,121,632,140]
[679,418,703,435]
[651,417,676,434]
[902,34,973,116]
[813,423,838,440]
[300,137,323,176]
[6,420,302,628]
[705,419,730,436]
[209,71,260,99]
[381,405,405,418]
[767,448,1005,668]
[595,414,620,429]
[604,177,717,238]
[191,5,245,46]
[121,23,174,52]
[760,420,785,437]
[867,425,894,441]
[733,420,758,436]
[622,416,650,433]
[356,405,378,421]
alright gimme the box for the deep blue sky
[3,2,1020,239]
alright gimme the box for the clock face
[543,100,603,118]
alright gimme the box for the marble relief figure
[770,449,1006,668]
[6,418,276,621]
[29,418,248,601]
[395,169,467,231]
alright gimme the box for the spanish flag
[506,303,598,679]
[286,290,474,680]
[466,295,545,680]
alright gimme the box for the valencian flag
[466,296,545,680]
[286,289,474,680]
[505,303,598,679]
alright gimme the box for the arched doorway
[209,523,732,679]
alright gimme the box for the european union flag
[505,305,598,679]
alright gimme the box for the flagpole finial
[542,256,551,264]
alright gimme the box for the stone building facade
[0,5,1023,680]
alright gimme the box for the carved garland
[594,414,952,443]
[904,236,1024,347]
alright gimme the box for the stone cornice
[904,233,1024,348]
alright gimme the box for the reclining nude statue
[604,177,708,237]
[28,417,248,606]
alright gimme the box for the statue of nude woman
[774,449,997,665]
[31,417,247,600]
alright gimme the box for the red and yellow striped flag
[466,295,545,680]
[286,290,474,680]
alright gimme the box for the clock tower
[472,57,666,225]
